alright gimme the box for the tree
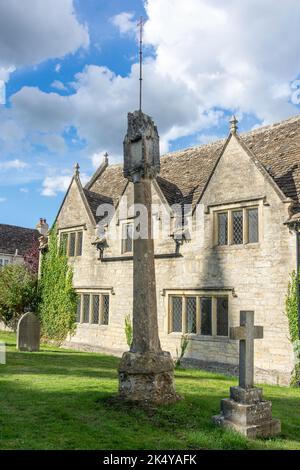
[38,228,77,343]
[23,236,40,275]
[0,264,38,329]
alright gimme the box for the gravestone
[17,312,40,352]
[213,311,281,438]
[118,110,179,404]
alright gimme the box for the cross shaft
[230,311,263,389]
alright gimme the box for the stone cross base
[118,351,180,404]
[213,386,281,439]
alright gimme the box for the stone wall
[58,137,296,386]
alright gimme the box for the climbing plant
[38,227,77,343]
[286,271,300,385]
[124,313,133,348]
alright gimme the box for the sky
[0,0,300,229]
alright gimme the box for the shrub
[38,228,77,343]
[175,334,189,368]
[286,271,300,385]
[0,264,38,329]
[124,314,133,348]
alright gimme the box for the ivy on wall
[286,271,300,385]
[38,227,77,343]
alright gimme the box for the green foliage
[0,264,38,329]
[38,227,77,343]
[124,314,133,348]
[175,334,189,368]
[2,330,300,450]
[286,271,300,385]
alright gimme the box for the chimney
[36,218,49,236]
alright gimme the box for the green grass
[0,331,299,450]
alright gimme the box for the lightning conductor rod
[138,16,144,112]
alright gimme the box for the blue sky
[0,0,300,228]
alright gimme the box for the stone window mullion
[196,296,201,334]
[228,210,233,245]
[66,233,70,256]
[79,294,83,323]
[212,297,217,336]
[182,296,187,334]
[88,294,93,324]
[99,294,104,325]
[243,208,248,244]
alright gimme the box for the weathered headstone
[17,312,40,352]
[118,110,179,404]
[213,311,281,438]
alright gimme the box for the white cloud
[144,0,300,124]
[55,63,62,73]
[111,12,136,35]
[1,0,300,182]
[0,197,6,203]
[51,80,68,91]
[0,159,27,170]
[41,175,72,197]
[41,171,90,197]
[91,151,108,169]
[0,0,89,73]
[20,188,29,193]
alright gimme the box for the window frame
[121,222,134,254]
[59,229,84,257]
[215,205,259,247]
[0,258,10,267]
[168,292,229,338]
[76,291,110,326]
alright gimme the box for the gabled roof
[83,189,113,223]
[83,114,300,221]
[0,224,39,256]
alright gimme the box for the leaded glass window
[232,210,243,244]
[169,294,229,337]
[69,232,76,257]
[76,295,81,323]
[171,296,182,332]
[83,294,90,323]
[248,208,258,243]
[201,297,212,335]
[122,223,133,253]
[92,295,100,324]
[186,297,197,333]
[60,232,68,255]
[218,212,228,245]
[216,297,228,336]
[102,295,110,325]
[76,231,83,256]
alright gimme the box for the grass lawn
[0,331,299,450]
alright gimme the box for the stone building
[55,114,300,386]
[0,220,47,267]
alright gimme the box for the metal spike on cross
[137,16,145,112]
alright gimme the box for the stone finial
[123,110,160,182]
[230,115,238,134]
[74,162,80,177]
[103,152,109,165]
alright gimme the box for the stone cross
[17,312,40,352]
[230,311,263,388]
[118,110,178,403]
